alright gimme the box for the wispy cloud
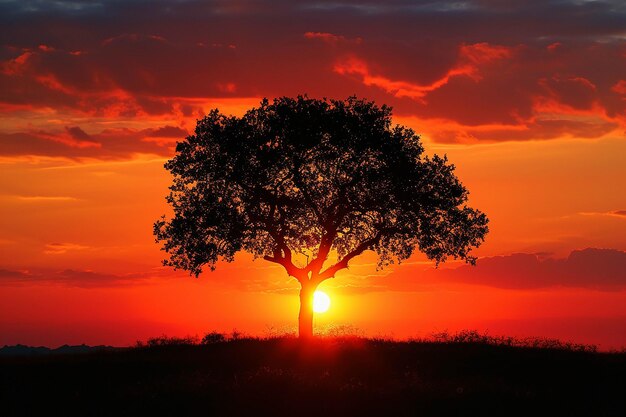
[0,267,158,288]
[578,210,626,219]
[5,194,79,202]
[43,242,90,255]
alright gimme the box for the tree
[154,96,489,339]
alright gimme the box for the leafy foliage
[154,96,488,283]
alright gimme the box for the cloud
[373,248,626,292]
[304,31,362,45]
[612,80,626,95]
[333,42,515,101]
[0,267,154,288]
[334,56,456,101]
[428,116,618,143]
[540,75,598,111]
[147,125,188,138]
[0,126,180,159]
[0,0,624,152]
[3,194,79,202]
[65,126,95,142]
[579,210,626,219]
[101,33,168,46]
[43,242,90,255]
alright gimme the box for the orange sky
[1,0,625,349]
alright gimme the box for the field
[1,333,624,417]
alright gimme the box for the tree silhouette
[154,96,489,338]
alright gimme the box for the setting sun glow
[313,291,331,313]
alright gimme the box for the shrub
[145,335,198,347]
[201,331,226,345]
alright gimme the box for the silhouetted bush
[426,330,598,352]
[145,335,198,347]
[200,331,226,345]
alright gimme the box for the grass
[1,331,624,417]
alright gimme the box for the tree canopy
[154,96,488,286]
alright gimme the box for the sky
[1,0,625,349]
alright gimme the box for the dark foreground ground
[1,336,625,417]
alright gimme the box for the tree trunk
[298,283,316,339]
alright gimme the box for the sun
[313,290,331,313]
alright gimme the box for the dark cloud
[0,268,150,288]
[430,118,619,143]
[65,126,96,142]
[0,268,28,280]
[150,125,188,138]
[376,248,626,292]
[0,127,178,158]
[540,75,598,111]
[0,0,624,149]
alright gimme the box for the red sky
[1,0,625,349]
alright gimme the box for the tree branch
[292,162,324,224]
[306,229,334,276]
[305,188,350,276]
[263,255,305,282]
[314,230,387,284]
